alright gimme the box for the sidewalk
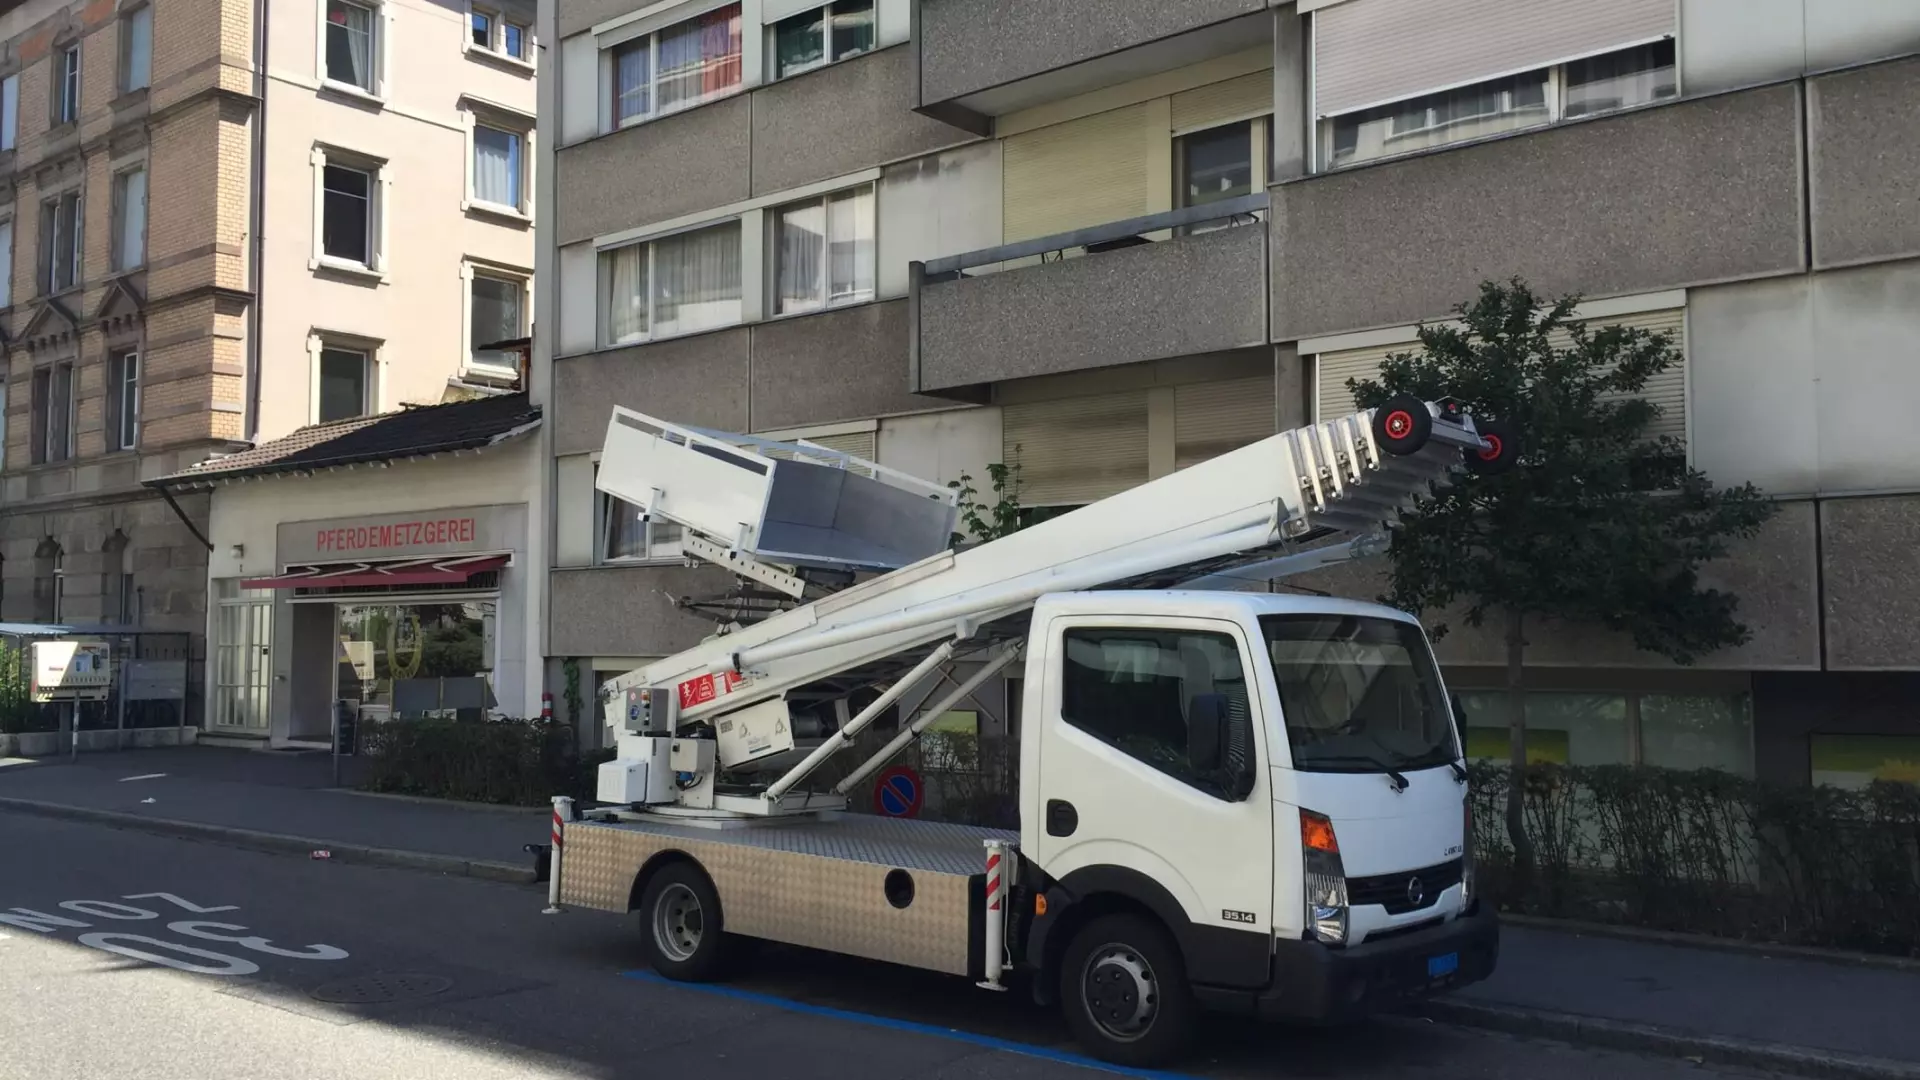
[2,745,1916,1078]
[0,746,548,880]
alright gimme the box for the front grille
[1348,858,1462,915]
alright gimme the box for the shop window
[1640,694,1754,775]
[1459,689,1755,777]
[1810,735,1920,790]
[336,601,498,718]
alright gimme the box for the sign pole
[331,700,342,788]
[115,643,128,751]
[69,688,79,763]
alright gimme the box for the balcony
[910,195,1269,392]
[914,0,1269,133]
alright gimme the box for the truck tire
[638,861,730,982]
[1059,914,1196,1067]
[1371,394,1433,456]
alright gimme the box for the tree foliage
[1349,278,1776,662]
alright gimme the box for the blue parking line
[620,970,1200,1080]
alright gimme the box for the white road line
[118,773,168,782]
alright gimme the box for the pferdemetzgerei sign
[31,641,114,702]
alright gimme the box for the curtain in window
[473,127,519,207]
[604,497,647,559]
[775,200,825,314]
[614,40,651,122]
[657,3,741,112]
[327,1,374,88]
[124,7,152,90]
[826,186,873,304]
[118,169,147,269]
[652,221,741,336]
[603,244,649,344]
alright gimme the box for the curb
[0,797,536,885]
[1501,913,1920,974]
[322,788,552,816]
[1416,999,1920,1080]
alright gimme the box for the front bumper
[1193,904,1499,1023]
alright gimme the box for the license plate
[1427,952,1459,979]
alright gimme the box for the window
[112,166,148,271]
[325,0,378,92]
[1458,688,1755,777]
[600,219,743,345]
[1175,118,1269,235]
[1,74,17,151]
[1322,39,1676,169]
[1059,627,1254,798]
[317,346,371,421]
[1811,734,1920,790]
[611,3,743,128]
[773,184,874,316]
[772,0,873,80]
[103,532,133,626]
[107,350,140,451]
[472,124,524,210]
[213,579,273,731]
[600,492,682,563]
[33,540,62,623]
[40,190,82,292]
[0,218,13,308]
[30,362,75,464]
[471,6,529,61]
[321,162,374,266]
[336,601,497,717]
[121,5,153,93]
[1263,614,1456,773]
[54,43,79,125]
[470,271,525,371]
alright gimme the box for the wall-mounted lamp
[230,544,245,560]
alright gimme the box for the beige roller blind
[1313,0,1673,117]
[1003,391,1150,506]
[1171,71,1274,133]
[801,430,877,460]
[1174,376,1276,471]
[1002,104,1157,244]
[1315,306,1688,442]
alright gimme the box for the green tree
[1349,279,1776,894]
[948,456,1024,545]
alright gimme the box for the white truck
[549,395,1512,1066]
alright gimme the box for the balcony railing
[916,192,1269,281]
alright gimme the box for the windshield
[1260,613,1457,773]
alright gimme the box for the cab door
[1024,615,1275,952]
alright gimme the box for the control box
[624,686,675,735]
[596,736,675,805]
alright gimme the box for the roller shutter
[1171,71,1274,133]
[758,429,878,476]
[1002,391,1150,506]
[1314,306,1688,443]
[1313,0,1673,117]
[1002,104,1156,244]
[1175,376,1276,471]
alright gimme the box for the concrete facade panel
[549,565,737,657]
[919,223,1268,390]
[1820,496,1920,670]
[1271,84,1805,341]
[558,0,656,39]
[751,47,968,196]
[1808,55,1920,268]
[551,330,753,456]
[916,0,1265,104]
[554,94,754,245]
[747,301,947,430]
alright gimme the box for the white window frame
[465,1,534,69]
[461,260,531,381]
[1173,116,1271,235]
[53,42,80,126]
[769,181,876,318]
[40,187,83,294]
[0,73,17,151]
[308,332,380,422]
[33,361,76,464]
[309,145,390,279]
[596,215,751,348]
[766,0,876,82]
[119,2,153,94]
[1316,38,1677,172]
[461,98,536,220]
[603,2,746,133]
[316,0,392,103]
[109,349,140,451]
[593,463,685,566]
[110,161,149,272]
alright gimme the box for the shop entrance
[331,599,499,730]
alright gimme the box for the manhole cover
[311,973,453,1005]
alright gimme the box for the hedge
[358,716,613,806]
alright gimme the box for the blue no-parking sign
[872,765,924,819]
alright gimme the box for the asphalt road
[0,813,1784,1080]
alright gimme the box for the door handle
[1045,799,1078,837]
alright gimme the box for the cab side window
[1059,628,1253,799]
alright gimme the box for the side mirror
[1188,693,1228,772]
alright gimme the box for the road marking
[621,971,1198,1079]
[118,773,168,782]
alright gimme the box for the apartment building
[535,0,1920,787]
[0,0,535,731]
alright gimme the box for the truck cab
[1018,590,1497,1059]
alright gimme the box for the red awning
[242,554,509,591]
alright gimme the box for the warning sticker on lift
[677,670,744,711]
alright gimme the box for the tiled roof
[150,393,542,488]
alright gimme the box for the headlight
[1300,809,1348,945]
[1460,799,1476,904]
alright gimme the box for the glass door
[212,580,272,731]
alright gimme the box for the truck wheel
[1371,394,1433,456]
[1059,914,1196,1067]
[638,862,730,982]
